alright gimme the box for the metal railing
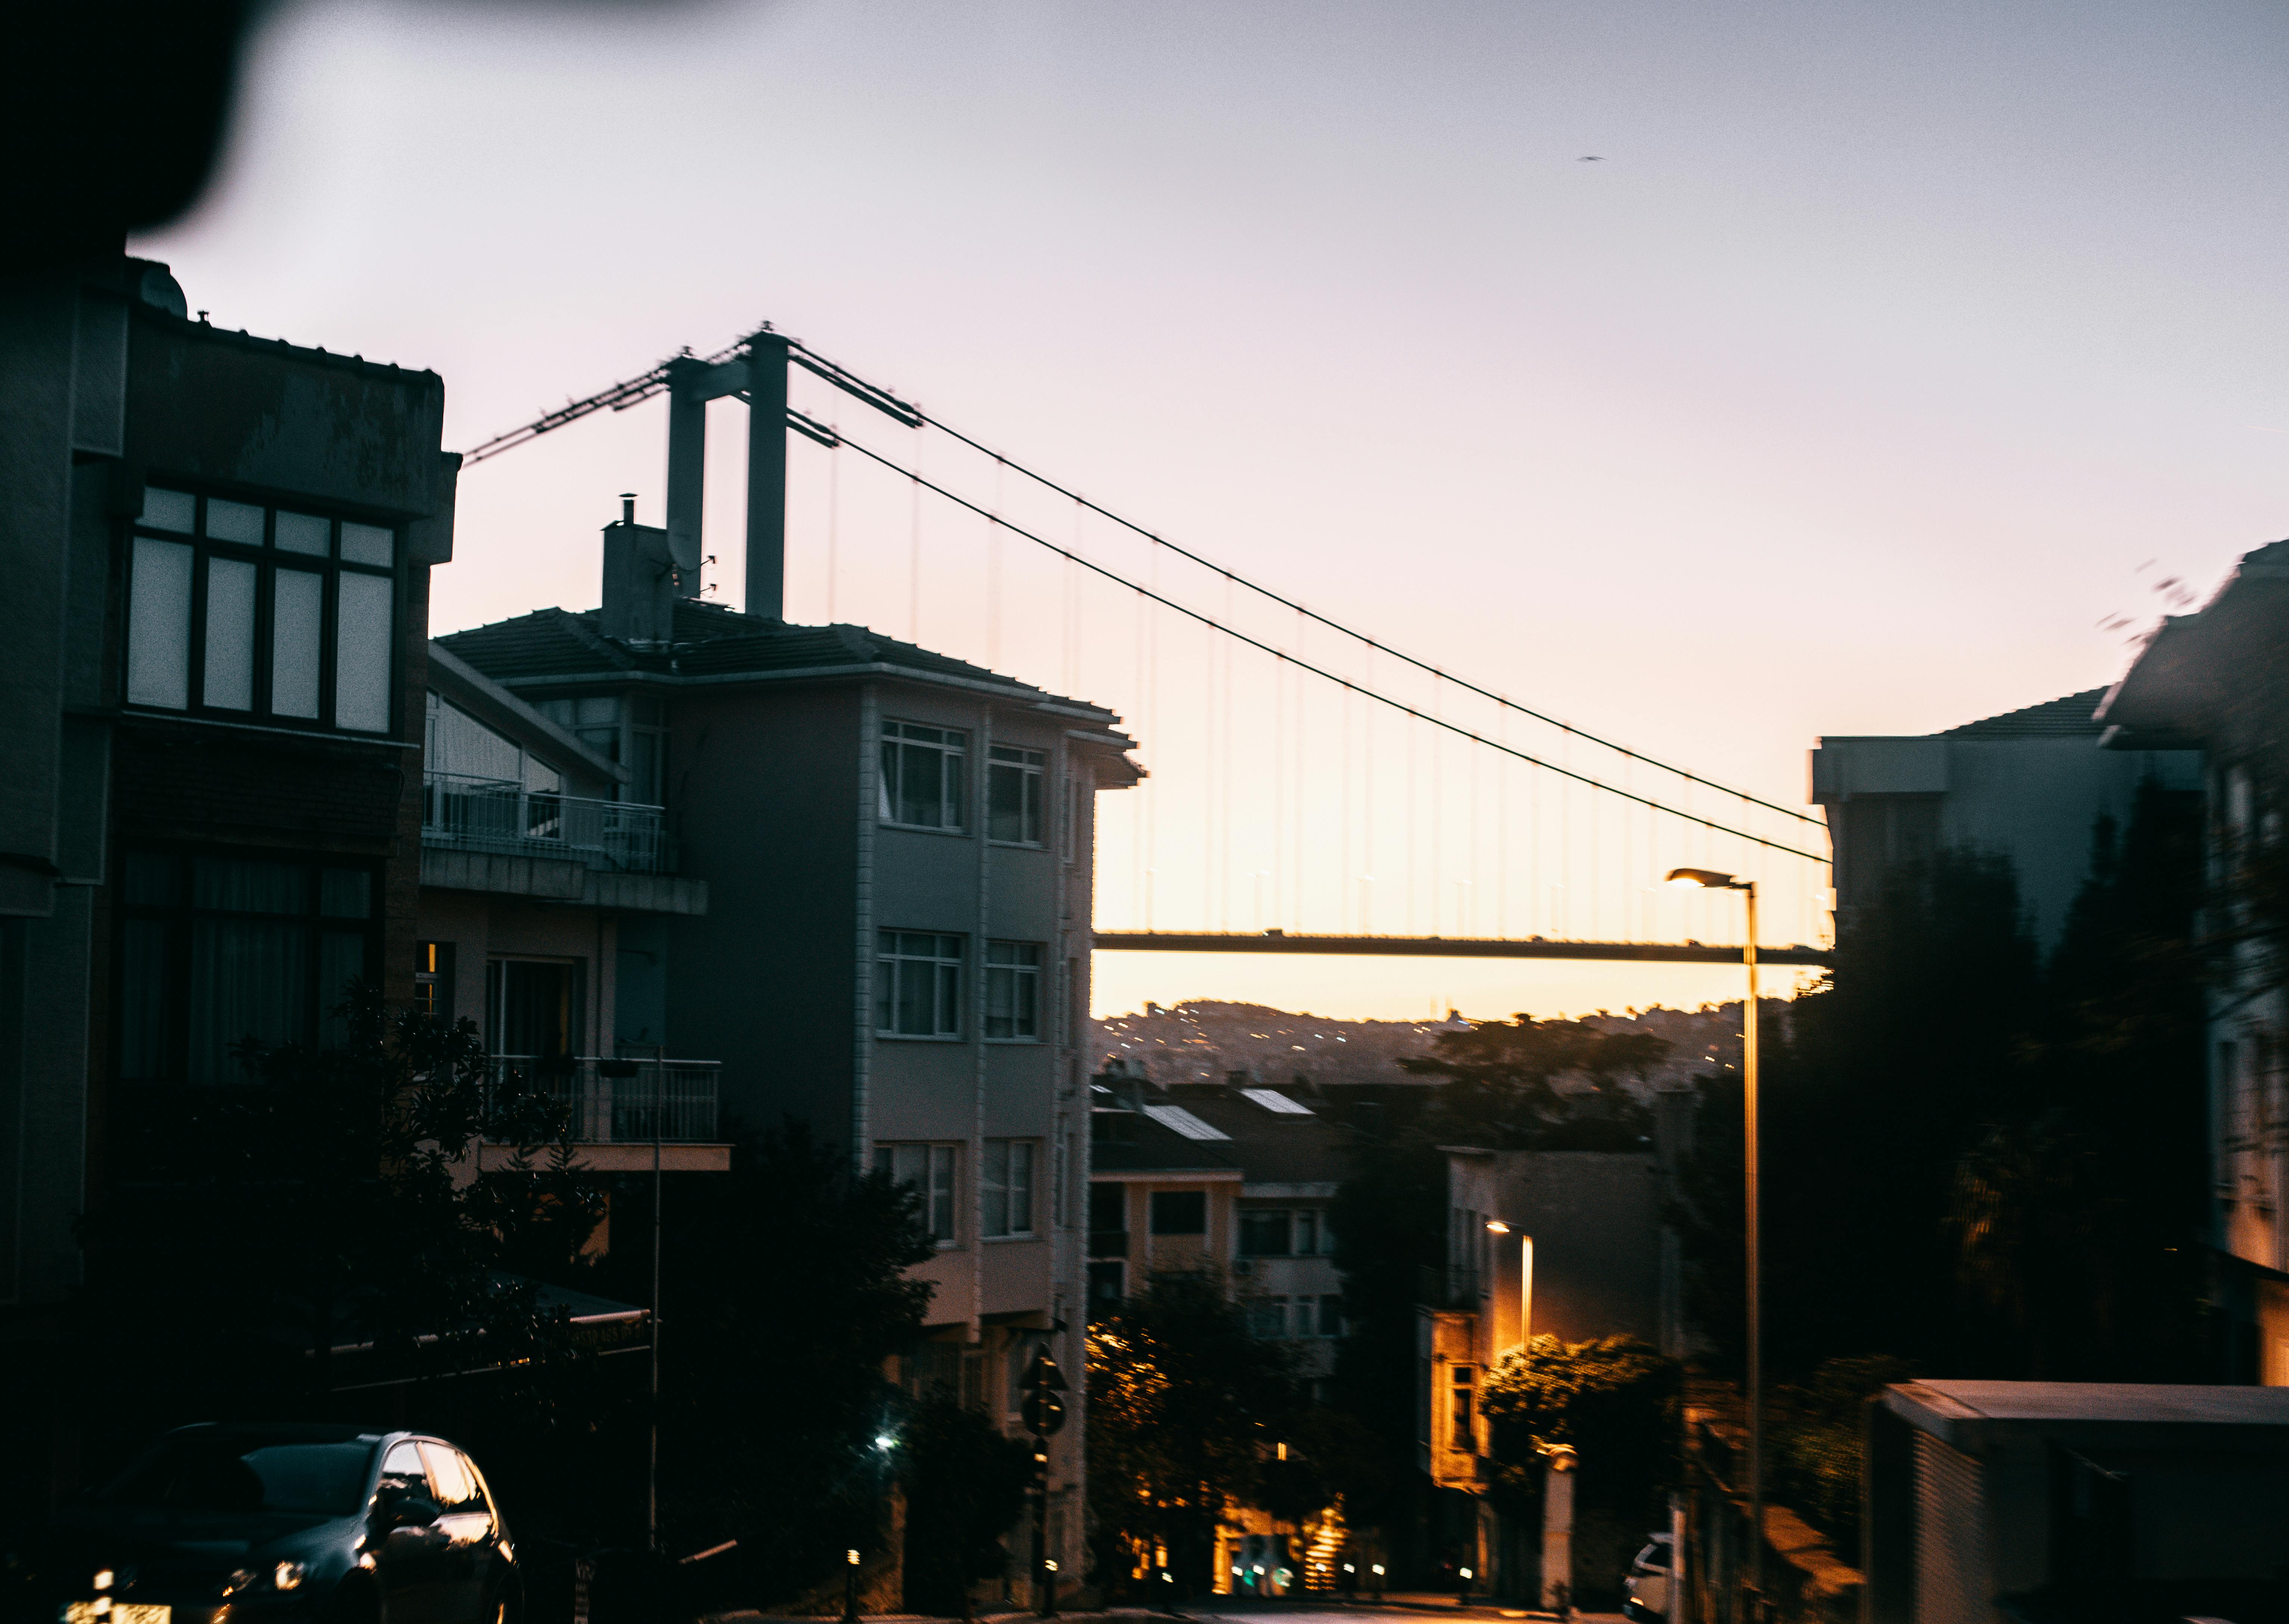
[484,1055,721,1144]
[422,772,672,874]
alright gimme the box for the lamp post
[1484,1220,1532,1357]
[1664,867,1760,1618]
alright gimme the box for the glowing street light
[1484,1219,1533,1358]
[1665,865,1762,1616]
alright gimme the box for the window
[415,941,455,1023]
[1296,1210,1321,1255]
[988,745,1046,844]
[1317,1295,1344,1337]
[1239,1210,1293,1257]
[125,487,397,734]
[1149,1190,1206,1235]
[1246,1295,1290,1338]
[878,1143,959,1244]
[879,721,967,830]
[415,1443,488,1517]
[1088,1181,1127,1242]
[426,693,561,793]
[118,852,377,1083]
[877,931,963,1037]
[1450,1365,1476,1450]
[531,693,666,805]
[377,1442,429,1506]
[983,1140,1036,1238]
[1087,1260,1125,1314]
[985,942,1042,1039]
[486,959,584,1057]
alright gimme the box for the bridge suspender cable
[460,329,1823,836]
[875,356,1823,833]
[827,426,1830,867]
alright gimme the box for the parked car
[1621,1533,1672,1623]
[37,1422,521,1624]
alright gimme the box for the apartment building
[438,507,1141,1571]
[1086,1067,1349,1373]
[2097,540,2289,1382]
[419,642,726,1181]
[0,253,457,1514]
[1811,688,2199,950]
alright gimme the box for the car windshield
[97,1437,375,1517]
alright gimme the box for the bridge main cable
[850,340,1821,832]
[456,327,1824,837]
[831,426,1830,867]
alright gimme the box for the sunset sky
[136,0,2288,1020]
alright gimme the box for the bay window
[126,486,398,734]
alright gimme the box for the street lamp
[1665,866,1761,1617]
[1484,1220,1533,1358]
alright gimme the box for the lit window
[877,931,963,1037]
[414,940,455,1022]
[987,745,1046,844]
[877,1142,959,1244]
[124,488,398,734]
[879,721,968,831]
[985,941,1041,1040]
[982,1140,1035,1237]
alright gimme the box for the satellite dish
[666,517,702,573]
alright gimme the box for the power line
[830,426,1830,867]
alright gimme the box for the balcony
[479,1055,730,1173]
[423,772,671,874]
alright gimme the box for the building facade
[420,643,726,1182]
[1811,688,2200,951]
[2097,541,2289,1382]
[0,253,457,1512]
[440,513,1142,1574]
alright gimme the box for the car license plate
[62,1606,169,1624]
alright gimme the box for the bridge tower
[662,328,794,619]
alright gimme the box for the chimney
[601,493,678,644]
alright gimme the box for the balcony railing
[485,1055,721,1144]
[423,772,672,874]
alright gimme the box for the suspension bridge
[462,326,1834,971]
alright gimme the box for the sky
[137,0,2288,1021]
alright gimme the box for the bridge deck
[1091,931,1830,967]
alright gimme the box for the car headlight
[221,1562,307,1598]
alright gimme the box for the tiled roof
[438,600,1107,713]
[1938,688,2108,740]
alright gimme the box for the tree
[1672,845,2042,1379]
[898,1397,1036,1618]
[1400,1016,1668,1150]
[1086,1274,1299,1595]
[1480,1335,1681,1530]
[74,987,602,1454]
[1326,1129,1445,1552]
[1947,781,2211,1379]
[604,1124,936,1610]
[1673,786,2214,1386]
[1768,1354,1915,1551]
